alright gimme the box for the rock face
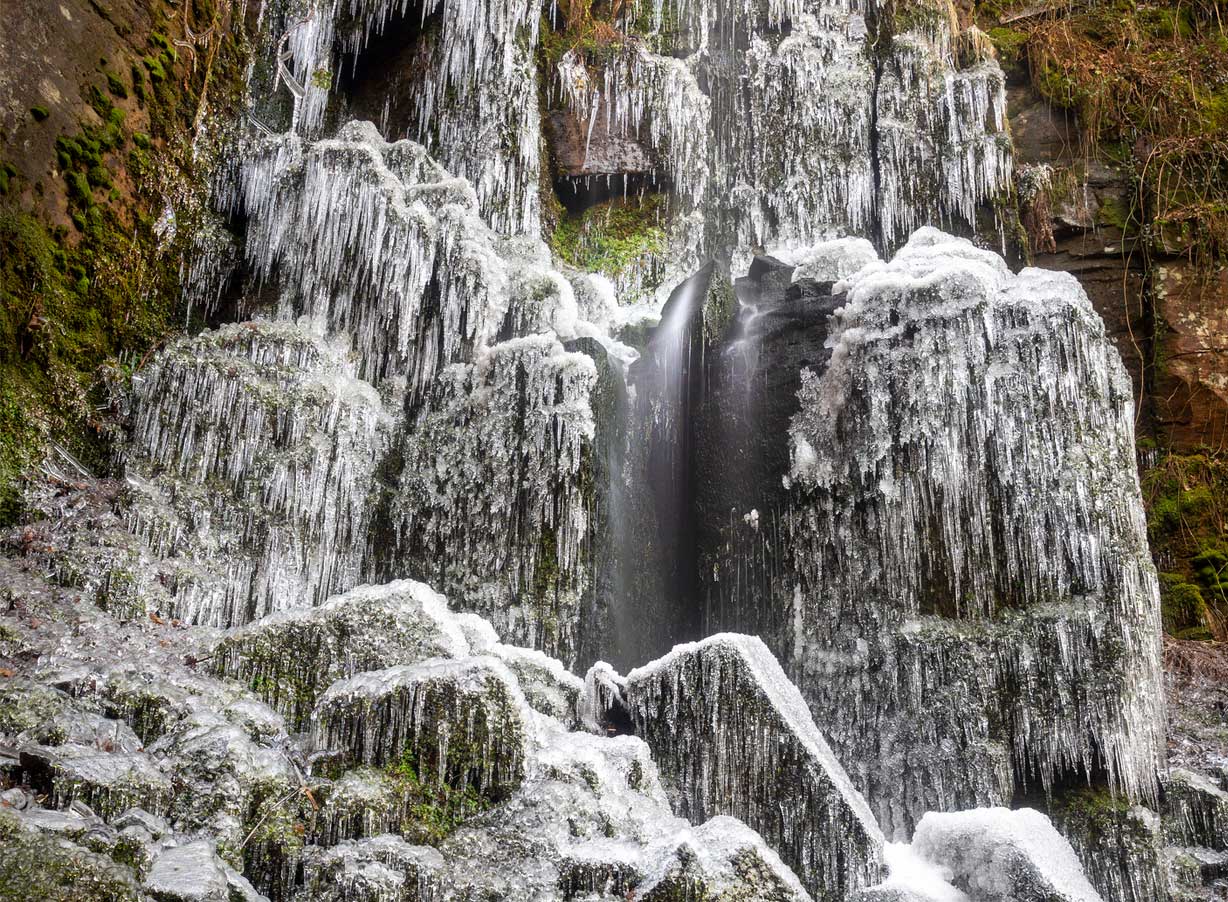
[1152,266,1228,450]
[625,633,886,901]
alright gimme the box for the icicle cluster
[555,47,710,211]
[126,320,389,628]
[783,229,1164,835]
[220,122,508,391]
[264,0,542,233]
[554,0,1011,255]
[393,335,598,666]
[624,633,886,901]
[875,20,1013,245]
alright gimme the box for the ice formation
[773,230,1166,835]
[126,320,390,628]
[625,633,886,900]
[23,0,1170,892]
[392,335,598,665]
[551,0,1010,273]
[219,122,511,389]
[258,0,542,233]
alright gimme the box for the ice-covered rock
[855,841,969,902]
[257,0,542,234]
[635,815,812,901]
[912,808,1104,902]
[624,633,885,900]
[1045,790,1165,902]
[391,334,598,666]
[312,656,527,802]
[126,319,389,629]
[295,834,444,902]
[214,580,470,731]
[486,643,585,726]
[552,0,1010,271]
[146,709,299,853]
[777,229,1164,834]
[1164,769,1228,850]
[144,839,235,901]
[20,743,173,821]
[219,124,507,388]
[580,661,630,735]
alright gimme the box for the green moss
[550,194,666,277]
[30,106,50,122]
[130,63,147,103]
[387,750,486,845]
[986,26,1027,62]
[105,71,128,99]
[0,162,17,196]
[142,55,166,83]
[1143,451,1228,637]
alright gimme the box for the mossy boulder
[295,835,443,902]
[213,580,470,732]
[311,657,528,805]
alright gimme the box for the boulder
[214,580,470,731]
[912,808,1103,902]
[312,657,527,802]
[625,633,886,901]
[634,816,812,901]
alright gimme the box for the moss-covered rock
[311,657,528,806]
[214,580,470,732]
[0,809,143,901]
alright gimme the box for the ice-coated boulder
[312,656,527,802]
[144,840,232,901]
[767,229,1164,835]
[911,808,1104,902]
[485,643,584,727]
[294,835,444,902]
[146,709,299,854]
[0,808,145,900]
[213,580,470,731]
[391,332,598,666]
[635,815,813,901]
[624,633,886,900]
[20,743,173,820]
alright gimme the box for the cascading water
[608,265,714,670]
